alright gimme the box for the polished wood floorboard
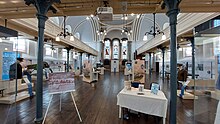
[0,71,218,124]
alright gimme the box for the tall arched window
[74,32,80,40]
[104,39,111,59]
[112,38,119,59]
[49,17,59,26]
[121,40,128,59]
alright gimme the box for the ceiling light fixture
[56,16,74,42]
[121,14,132,36]
[143,13,166,41]
[97,27,107,36]
[0,38,2,42]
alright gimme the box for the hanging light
[97,27,107,36]
[56,16,75,42]
[161,33,166,40]
[56,35,60,41]
[143,35,148,41]
[124,16,128,20]
[143,13,165,41]
[121,14,132,36]
[70,36,74,41]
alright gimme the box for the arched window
[121,40,128,59]
[65,25,72,33]
[74,32,80,40]
[49,17,59,26]
[112,38,119,59]
[104,39,111,59]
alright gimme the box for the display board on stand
[43,72,82,123]
[124,62,132,81]
[48,72,75,94]
[133,60,146,83]
[82,60,98,83]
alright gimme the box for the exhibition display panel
[132,60,146,83]
[82,60,99,83]
[193,24,220,123]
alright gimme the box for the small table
[117,88,168,124]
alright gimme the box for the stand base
[177,90,198,99]
[34,117,43,124]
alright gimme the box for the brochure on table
[151,83,159,95]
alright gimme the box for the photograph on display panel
[133,60,145,83]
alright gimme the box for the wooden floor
[0,71,218,124]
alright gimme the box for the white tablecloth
[215,101,220,124]
[117,88,168,118]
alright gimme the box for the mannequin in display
[9,58,33,97]
[9,58,23,80]
[177,64,188,89]
[23,67,34,97]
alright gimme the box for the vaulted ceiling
[0,0,220,19]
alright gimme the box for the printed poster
[2,52,20,80]
[48,72,75,94]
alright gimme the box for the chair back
[131,82,141,88]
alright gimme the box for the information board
[2,52,20,80]
[48,72,75,94]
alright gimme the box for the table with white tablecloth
[117,88,168,124]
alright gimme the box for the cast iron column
[149,52,152,74]
[66,48,70,72]
[161,48,165,80]
[164,0,180,124]
[24,0,60,123]
[88,53,91,63]
[128,41,132,61]
[191,38,195,79]
[79,52,83,74]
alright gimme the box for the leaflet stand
[42,92,82,124]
